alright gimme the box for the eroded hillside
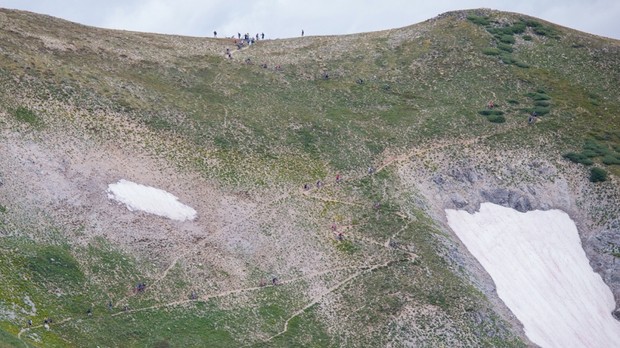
[0,8,619,347]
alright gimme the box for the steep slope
[0,8,619,347]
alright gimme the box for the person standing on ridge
[301,29,304,37]
[214,31,217,38]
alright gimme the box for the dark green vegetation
[564,132,620,177]
[467,14,559,69]
[590,167,608,182]
[0,7,619,347]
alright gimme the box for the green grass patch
[27,245,85,287]
[336,240,359,254]
[522,35,533,41]
[12,106,43,128]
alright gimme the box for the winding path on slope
[17,121,526,346]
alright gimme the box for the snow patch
[446,202,620,348]
[106,179,197,221]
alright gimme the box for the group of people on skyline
[213,29,306,39]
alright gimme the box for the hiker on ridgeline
[275,64,282,71]
[301,29,304,37]
[337,232,344,241]
[238,32,241,39]
[261,33,265,39]
[336,173,341,183]
[316,180,322,188]
[272,277,278,285]
[368,166,375,174]
[487,100,494,109]
[304,183,309,190]
[214,31,217,38]
[256,33,259,40]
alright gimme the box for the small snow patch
[106,179,197,221]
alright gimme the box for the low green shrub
[523,35,533,41]
[467,15,490,26]
[526,92,550,100]
[602,154,620,165]
[478,110,505,116]
[581,149,599,158]
[589,167,607,182]
[500,53,516,64]
[523,19,542,28]
[499,35,516,44]
[533,106,551,115]
[497,43,513,52]
[534,100,550,107]
[514,61,530,68]
[482,48,501,56]
[489,27,514,36]
[510,22,527,34]
[584,139,611,156]
[507,99,520,105]
[563,152,593,165]
[533,26,556,37]
[487,115,506,123]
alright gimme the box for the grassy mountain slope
[0,8,619,347]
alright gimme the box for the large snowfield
[446,203,620,348]
[106,179,197,221]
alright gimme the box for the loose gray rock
[450,193,468,208]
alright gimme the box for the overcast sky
[2,0,619,40]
